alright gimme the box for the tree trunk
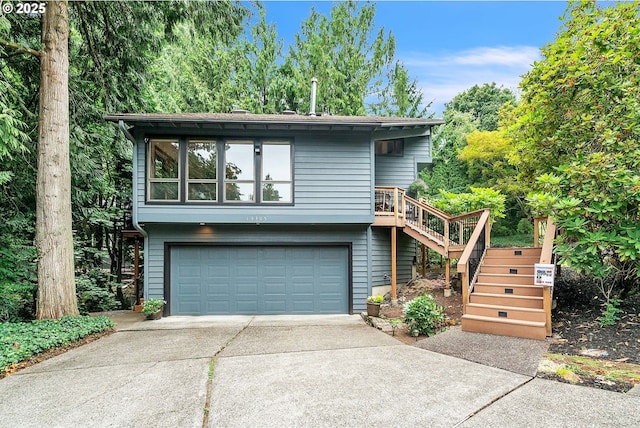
[36,0,78,319]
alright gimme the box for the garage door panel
[171,245,348,315]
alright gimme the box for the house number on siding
[247,216,268,222]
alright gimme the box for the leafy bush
[367,295,384,304]
[1,316,114,371]
[142,298,165,315]
[0,227,37,321]
[431,187,505,220]
[599,298,623,327]
[0,282,36,322]
[403,294,445,336]
[490,234,534,248]
[76,269,119,314]
[516,218,533,235]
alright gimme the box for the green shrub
[1,315,114,371]
[403,294,445,336]
[516,218,534,235]
[142,298,165,315]
[599,298,623,327]
[76,269,119,314]
[367,295,384,304]
[0,282,36,322]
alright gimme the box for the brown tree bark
[36,0,79,319]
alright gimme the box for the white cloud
[400,46,541,116]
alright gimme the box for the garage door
[170,245,349,315]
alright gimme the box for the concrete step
[474,283,543,297]
[469,292,544,309]
[465,303,546,322]
[480,265,535,275]
[461,314,547,340]
[485,247,541,257]
[477,273,535,285]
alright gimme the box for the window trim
[147,138,181,202]
[186,139,218,203]
[260,141,293,204]
[146,137,294,206]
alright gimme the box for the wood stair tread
[471,292,542,300]
[475,282,539,288]
[466,303,545,313]
[462,314,546,327]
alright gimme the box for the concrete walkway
[0,312,638,428]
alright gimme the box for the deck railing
[456,209,491,313]
[375,187,487,253]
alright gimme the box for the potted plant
[366,295,384,317]
[142,298,165,320]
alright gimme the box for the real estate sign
[534,263,555,286]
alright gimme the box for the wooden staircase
[374,186,555,341]
[461,247,547,340]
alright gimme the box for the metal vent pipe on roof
[309,77,318,116]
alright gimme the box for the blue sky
[258,1,570,115]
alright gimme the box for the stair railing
[403,194,451,247]
[456,209,491,313]
[375,187,490,255]
[538,217,557,336]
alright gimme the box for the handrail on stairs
[374,187,489,255]
[456,209,491,314]
[538,217,557,336]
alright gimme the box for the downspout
[118,120,149,299]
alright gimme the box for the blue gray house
[109,112,443,315]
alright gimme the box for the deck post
[421,244,426,277]
[444,258,451,297]
[391,226,397,303]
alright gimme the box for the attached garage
[168,244,351,315]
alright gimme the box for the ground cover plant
[1,315,114,375]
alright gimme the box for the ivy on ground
[0,316,114,371]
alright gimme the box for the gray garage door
[170,245,349,315]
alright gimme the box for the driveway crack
[451,376,535,427]
[201,317,254,428]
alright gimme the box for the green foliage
[403,294,445,336]
[0,316,113,371]
[446,83,516,132]
[284,1,395,115]
[507,1,640,295]
[367,295,384,304]
[431,187,505,220]
[490,234,534,248]
[75,269,119,315]
[0,283,35,322]
[142,298,165,315]
[421,109,476,196]
[599,298,623,327]
[372,61,432,117]
[516,218,534,235]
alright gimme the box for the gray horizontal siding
[144,224,370,313]
[375,136,432,190]
[371,228,414,288]
[136,131,374,224]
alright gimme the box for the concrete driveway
[0,312,638,428]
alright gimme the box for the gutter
[118,120,147,238]
[119,120,149,300]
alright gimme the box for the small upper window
[375,139,403,156]
[148,139,180,201]
[187,140,217,202]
